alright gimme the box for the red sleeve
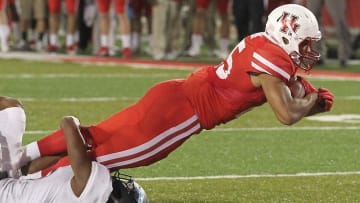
[247,36,296,82]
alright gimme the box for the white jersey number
[215,40,246,79]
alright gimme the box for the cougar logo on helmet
[279,12,300,35]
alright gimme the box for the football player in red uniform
[23,4,334,177]
[96,0,132,58]
[0,0,9,52]
[187,0,230,58]
[130,0,152,53]
[47,0,79,54]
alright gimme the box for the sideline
[1,51,360,80]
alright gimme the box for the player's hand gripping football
[317,87,334,112]
[295,76,334,113]
[296,76,318,95]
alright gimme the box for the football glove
[296,76,318,95]
[317,87,334,112]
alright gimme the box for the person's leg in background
[324,0,352,67]
[181,0,195,53]
[203,0,216,56]
[65,0,79,55]
[115,0,132,58]
[164,0,182,60]
[214,0,230,59]
[0,0,9,52]
[18,0,31,50]
[186,0,209,57]
[96,0,111,56]
[33,0,47,52]
[130,0,142,54]
[7,0,21,48]
[47,0,61,52]
[248,0,264,36]
[307,0,327,64]
[151,0,167,60]
[232,0,249,42]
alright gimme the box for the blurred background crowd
[0,0,359,66]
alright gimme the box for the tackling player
[23,4,334,177]
[0,97,112,202]
[0,97,148,203]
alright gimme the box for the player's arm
[255,73,318,125]
[60,116,92,197]
[296,76,334,116]
[23,155,62,175]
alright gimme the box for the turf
[1,58,360,202]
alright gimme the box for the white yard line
[305,75,360,81]
[1,73,360,81]
[136,171,360,181]
[212,126,360,132]
[19,97,137,102]
[25,126,360,135]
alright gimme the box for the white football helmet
[265,4,321,71]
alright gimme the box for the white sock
[191,34,203,51]
[74,31,79,44]
[49,34,58,46]
[0,25,9,45]
[66,34,74,46]
[100,34,109,47]
[219,38,229,53]
[147,34,153,48]
[11,22,21,42]
[131,32,140,50]
[121,34,131,49]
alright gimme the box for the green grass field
[1,58,360,202]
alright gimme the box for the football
[289,80,306,98]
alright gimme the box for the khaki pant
[152,0,182,58]
[19,0,47,20]
[307,0,352,62]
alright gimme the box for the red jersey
[184,32,297,129]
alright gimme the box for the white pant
[0,107,26,175]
